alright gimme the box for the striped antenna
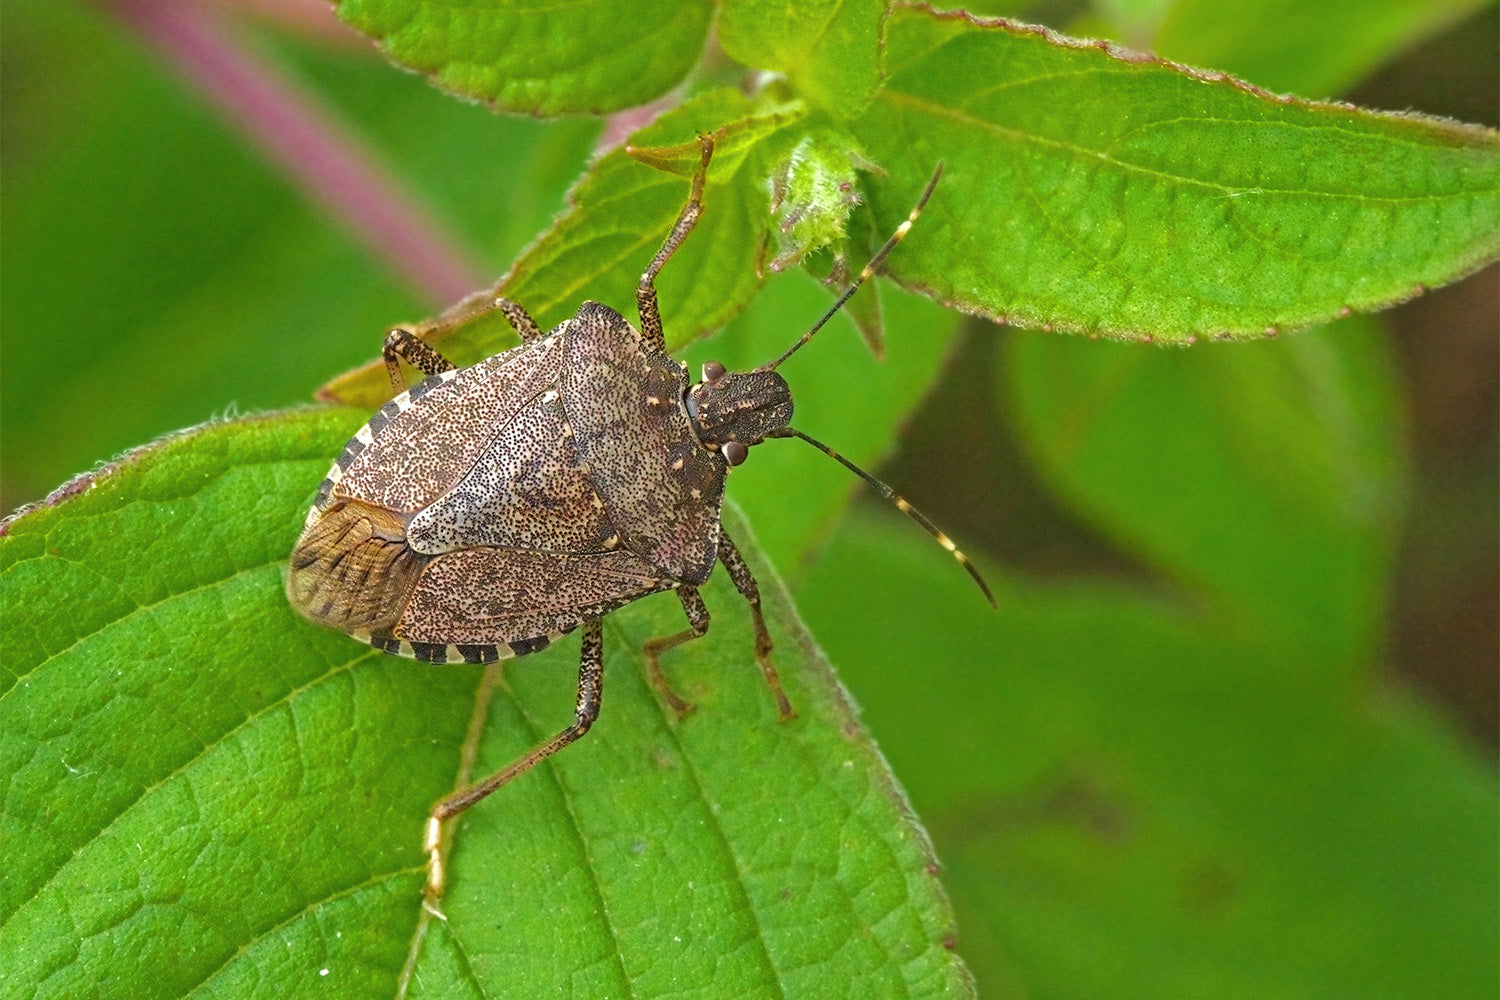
[774,427,996,608]
[766,163,944,372]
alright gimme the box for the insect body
[286,137,990,895]
[288,301,740,668]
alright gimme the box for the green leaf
[1,410,974,999]
[332,0,713,116]
[322,89,809,408]
[847,5,1500,342]
[718,0,890,119]
[798,510,1500,1000]
[1152,0,1492,99]
[1004,316,1406,671]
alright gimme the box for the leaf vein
[878,87,1485,203]
[2,646,375,933]
[610,618,793,999]
[182,864,425,998]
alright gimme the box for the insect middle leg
[716,531,794,720]
[635,134,715,352]
[641,537,795,721]
[641,587,709,717]
[424,619,605,897]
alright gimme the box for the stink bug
[286,137,993,895]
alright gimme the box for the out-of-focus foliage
[3,1,1495,998]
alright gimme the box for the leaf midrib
[875,85,1490,205]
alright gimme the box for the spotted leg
[642,587,709,717]
[382,329,455,391]
[383,292,544,392]
[717,531,794,720]
[424,619,604,897]
[636,134,714,351]
[641,536,795,722]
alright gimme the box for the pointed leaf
[848,5,1500,342]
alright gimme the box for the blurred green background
[3,1,1496,997]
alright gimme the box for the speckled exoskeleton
[286,137,990,895]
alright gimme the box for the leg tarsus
[424,620,605,898]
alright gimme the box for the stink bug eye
[286,135,991,899]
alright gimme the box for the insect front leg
[641,587,709,717]
[635,134,714,351]
[717,531,794,720]
[424,619,605,898]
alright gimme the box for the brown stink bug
[286,136,993,895]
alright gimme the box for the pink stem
[106,0,488,307]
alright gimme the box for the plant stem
[105,0,488,308]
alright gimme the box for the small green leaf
[333,0,713,115]
[718,0,889,119]
[763,129,874,276]
[848,5,1500,342]
[1,410,974,999]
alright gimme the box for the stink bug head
[682,156,996,608]
[686,364,793,464]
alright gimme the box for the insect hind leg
[383,328,456,392]
[717,531,794,720]
[383,291,546,392]
[424,619,605,897]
